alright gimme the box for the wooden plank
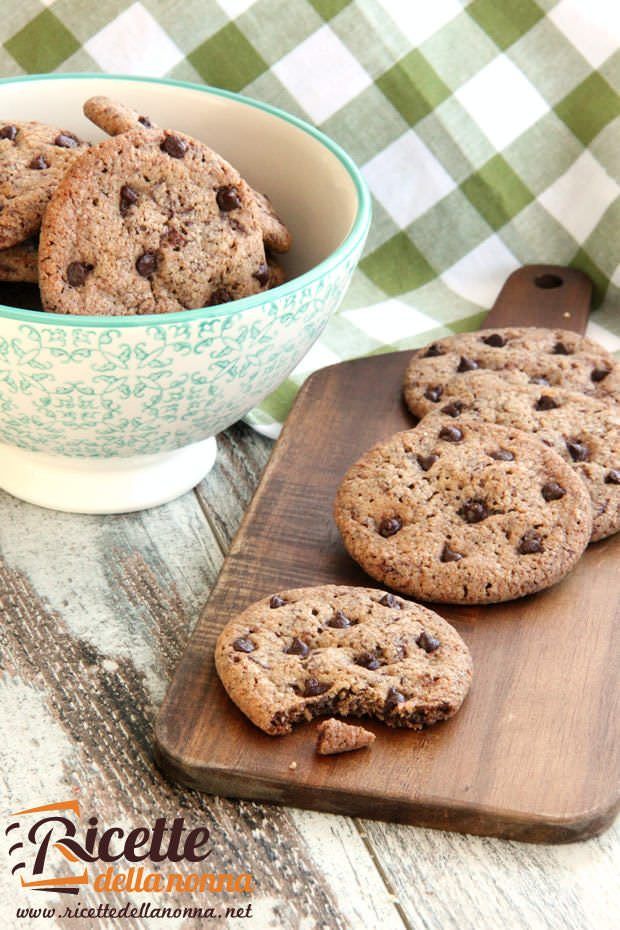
[196,421,273,554]
[198,418,620,930]
[156,265,620,842]
[0,487,404,930]
[361,819,620,930]
[484,265,591,331]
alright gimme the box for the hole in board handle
[534,273,563,289]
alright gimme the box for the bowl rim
[0,72,372,329]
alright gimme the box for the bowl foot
[0,438,217,514]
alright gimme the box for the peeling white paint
[290,809,405,930]
[0,491,216,702]
[0,675,77,930]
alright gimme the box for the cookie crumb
[288,761,298,771]
[316,718,376,756]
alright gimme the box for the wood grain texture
[0,477,404,930]
[156,265,619,843]
[1,425,618,928]
[484,265,592,331]
[200,430,620,930]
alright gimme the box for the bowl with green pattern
[0,74,371,513]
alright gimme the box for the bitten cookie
[215,585,472,735]
[83,95,292,254]
[39,128,274,315]
[425,369,620,541]
[334,417,592,603]
[0,121,90,248]
[316,718,375,755]
[0,237,38,282]
[403,327,620,417]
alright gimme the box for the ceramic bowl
[0,74,370,513]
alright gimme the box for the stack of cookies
[0,121,90,281]
[0,96,291,314]
[215,326,618,750]
[335,327,619,603]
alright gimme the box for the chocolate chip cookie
[0,121,90,249]
[334,417,592,603]
[215,585,472,735]
[403,327,620,418]
[424,369,620,541]
[0,236,38,282]
[83,95,292,254]
[39,128,274,315]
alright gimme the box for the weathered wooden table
[1,423,617,930]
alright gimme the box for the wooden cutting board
[155,265,619,843]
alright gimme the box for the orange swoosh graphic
[12,800,80,817]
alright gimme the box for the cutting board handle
[484,264,592,334]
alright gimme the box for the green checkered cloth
[2,1,619,437]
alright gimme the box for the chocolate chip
[458,499,488,523]
[253,262,269,286]
[28,155,48,170]
[379,516,402,537]
[328,610,351,628]
[535,394,559,411]
[160,134,187,158]
[417,453,438,471]
[440,543,463,563]
[591,367,610,383]
[482,333,506,347]
[385,687,405,710]
[530,376,550,386]
[417,630,441,653]
[356,652,381,670]
[138,115,152,128]
[424,385,443,403]
[0,124,17,141]
[441,402,463,418]
[216,185,242,211]
[553,341,571,355]
[424,343,444,357]
[269,595,286,608]
[54,132,79,148]
[301,677,332,698]
[285,637,309,657]
[233,637,255,653]
[119,184,138,214]
[136,251,158,277]
[379,593,401,608]
[542,481,566,501]
[209,287,233,306]
[566,440,589,462]
[457,355,478,372]
[66,261,93,287]
[518,530,543,554]
[605,469,620,485]
[439,425,463,442]
[490,448,514,461]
